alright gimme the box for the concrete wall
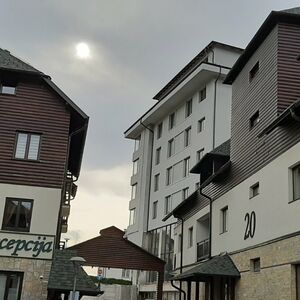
[212,140,300,255]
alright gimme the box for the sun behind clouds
[75,42,91,59]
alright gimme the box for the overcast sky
[0,1,299,245]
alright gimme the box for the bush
[90,276,132,285]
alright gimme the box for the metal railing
[197,238,209,261]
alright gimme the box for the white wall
[0,183,61,235]
[212,140,300,255]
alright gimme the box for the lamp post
[70,256,86,300]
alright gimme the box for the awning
[172,254,240,282]
[48,249,100,296]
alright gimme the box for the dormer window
[250,111,260,129]
[1,85,16,95]
[249,62,259,82]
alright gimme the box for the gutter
[212,67,222,149]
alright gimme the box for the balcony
[197,238,209,261]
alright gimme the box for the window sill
[289,198,300,204]
[1,227,30,233]
[220,230,228,235]
[12,158,41,163]
[249,194,259,199]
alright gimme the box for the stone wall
[0,256,51,300]
[231,234,300,300]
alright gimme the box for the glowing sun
[76,42,91,59]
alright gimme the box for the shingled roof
[172,254,240,281]
[48,249,99,296]
[0,48,43,74]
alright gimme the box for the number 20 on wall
[244,211,256,240]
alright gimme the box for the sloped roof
[154,41,243,101]
[224,8,300,84]
[69,226,165,272]
[172,254,240,281]
[48,249,99,296]
[0,48,43,74]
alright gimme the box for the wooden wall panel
[0,80,70,188]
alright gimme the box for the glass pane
[3,200,18,228]
[15,133,27,159]
[7,274,21,300]
[293,166,300,200]
[0,274,7,299]
[18,201,32,229]
[28,135,40,160]
[2,86,16,95]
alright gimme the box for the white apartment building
[124,41,242,299]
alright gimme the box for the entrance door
[0,272,23,300]
[212,278,234,300]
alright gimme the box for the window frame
[199,87,206,102]
[198,117,205,133]
[291,163,300,202]
[14,132,42,161]
[129,208,136,226]
[152,201,158,219]
[1,85,17,95]
[182,187,189,200]
[154,174,160,192]
[188,227,193,248]
[249,182,259,199]
[197,148,205,162]
[0,271,24,300]
[249,61,259,82]
[220,206,228,234]
[157,123,163,139]
[185,99,193,118]
[167,139,175,157]
[131,184,137,200]
[250,257,261,272]
[2,198,33,232]
[155,147,161,165]
[166,167,172,186]
[250,111,260,129]
[183,157,190,177]
[169,113,176,130]
[184,127,191,147]
[165,196,172,215]
[132,159,139,175]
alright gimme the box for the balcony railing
[197,238,209,261]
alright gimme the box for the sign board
[0,232,55,260]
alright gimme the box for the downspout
[199,188,212,259]
[212,67,222,150]
[139,120,154,234]
[171,280,186,300]
[55,121,88,247]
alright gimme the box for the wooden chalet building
[0,48,93,299]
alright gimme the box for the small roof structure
[48,249,99,296]
[69,226,166,300]
[172,254,240,282]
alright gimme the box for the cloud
[63,164,132,246]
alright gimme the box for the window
[1,85,16,95]
[178,234,182,252]
[183,157,190,177]
[132,159,139,175]
[198,117,205,132]
[2,198,33,232]
[249,61,259,81]
[165,196,172,215]
[154,174,160,192]
[188,227,193,247]
[157,123,163,139]
[182,187,189,200]
[199,87,206,102]
[195,182,200,190]
[250,111,260,129]
[167,139,175,157]
[166,167,172,186]
[14,132,41,160]
[155,147,161,165]
[122,269,130,278]
[129,208,136,225]
[292,164,300,201]
[220,206,228,234]
[185,99,193,118]
[250,258,260,272]
[250,182,259,198]
[152,201,158,219]
[184,127,191,147]
[0,271,23,300]
[196,148,205,162]
[131,184,137,199]
[134,136,140,151]
[169,113,175,130]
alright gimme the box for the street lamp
[70,256,86,300]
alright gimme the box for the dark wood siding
[278,23,300,113]
[206,23,300,201]
[0,80,70,188]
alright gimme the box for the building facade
[0,49,88,299]
[124,42,242,299]
[169,7,300,300]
